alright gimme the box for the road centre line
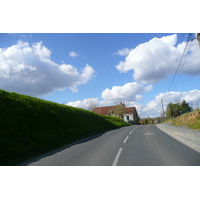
[123,136,129,143]
[113,128,134,166]
[112,147,123,166]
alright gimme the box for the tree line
[165,99,192,118]
[140,99,193,124]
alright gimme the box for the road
[20,124,200,166]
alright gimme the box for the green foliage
[102,115,131,126]
[165,99,192,119]
[140,118,158,124]
[144,119,148,124]
[0,89,130,166]
[180,99,192,114]
[190,121,200,129]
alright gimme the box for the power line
[160,33,193,117]
[172,37,194,91]
[139,35,187,105]
[162,33,192,100]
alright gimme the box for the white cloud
[33,41,51,60]
[0,41,95,96]
[114,48,132,56]
[177,40,200,76]
[101,82,153,102]
[137,90,200,118]
[116,34,200,84]
[69,51,79,58]
[159,90,200,105]
[66,98,107,109]
[66,89,200,118]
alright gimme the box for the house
[123,106,139,124]
[93,104,139,124]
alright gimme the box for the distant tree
[180,99,192,114]
[144,118,148,124]
[155,117,161,123]
[88,99,96,111]
[165,99,192,118]
[165,102,180,118]
[137,115,141,124]
[149,118,154,124]
[113,102,126,119]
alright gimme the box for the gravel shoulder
[156,123,200,153]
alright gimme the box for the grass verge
[0,89,130,166]
[163,110,200,130]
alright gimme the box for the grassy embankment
[163,110,200,130]
[0,89,130,166]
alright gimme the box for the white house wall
[123,113,134,122]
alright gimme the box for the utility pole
[196,100,199,110]
[197,33,200,47]
[161,99,165,119]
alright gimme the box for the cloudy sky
[0,33,200,118]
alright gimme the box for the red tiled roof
[125,107,135,114]
[93,106,115,115]
[93,106,136,115]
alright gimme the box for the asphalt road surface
[21,124,200,166]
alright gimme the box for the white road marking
[123,136,129,143]
[112,147,123,166]
[143,132,155,136]
[129,131,132,135]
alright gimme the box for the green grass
[172,110,200,130]
[0,89,130,166]
[101,115,131,127]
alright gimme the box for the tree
[144,118,148,124]
[165,102,180,118]
[180,99,192,114]
[165,99,192,119]
[112,102,126,119]
[137,115,141,123]
[88,98,96,111]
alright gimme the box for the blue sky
[0,33,200,118]
[1,1,199,197]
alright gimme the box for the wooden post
[161,99,165,119]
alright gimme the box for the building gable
[93,106,115,115]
